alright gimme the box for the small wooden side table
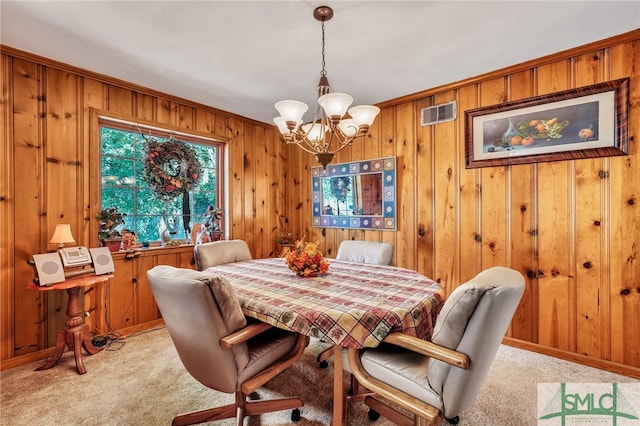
[27,274,112,375]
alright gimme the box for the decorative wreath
[141,137,202,200]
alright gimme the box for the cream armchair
[193,239,252,270]
[147,265,308,426]
[336,240,394,265]
[343,266,525,425]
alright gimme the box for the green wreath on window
[141,137,202,200]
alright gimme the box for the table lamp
[49,224,75,248]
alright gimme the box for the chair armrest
[220,322,273,349]
[382,332,470,369]
[347,347,442,422]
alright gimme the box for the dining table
[204,257,445,425]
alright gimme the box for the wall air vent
[421,101,457,126]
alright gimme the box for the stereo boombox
[32,246,115,286]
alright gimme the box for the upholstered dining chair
[342,266,525,426]
[193,239,252,270]
[336,240,394,266]
[147,265,308,426]
[317,240,395,368]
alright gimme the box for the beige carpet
[1,326,637,426]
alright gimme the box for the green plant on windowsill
[96,207,127,243]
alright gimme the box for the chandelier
[273,5,380,168]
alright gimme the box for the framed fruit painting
[464,78,629,168]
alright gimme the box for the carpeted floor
[1,326,637,425]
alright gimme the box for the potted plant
[96,207,127,252]
[203,205,224,242]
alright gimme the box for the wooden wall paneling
[178,104,194,131]
[12,58,45,356]
[254,125,269,259]
[82,283,104,335]
[573,51,607,359]
[107,86,133,116]
[376,108,400,265]
[478,77,510,271]
[242,123,256,248]
[4,33,640,374]
[574,156,606,359]
[135,254,165,324]
[271,132,288,257]
[177,248,196,269]
[83,78,108,245]
[135,93,156,122]
[414,97,435,276]
[195,108,215,136]
[536,60,576,352]
[536,159,575,352]
[0,53,15,360]
[283,142,300,244]
[507,70,537,342]
[214,112,230,140]
[456,85,480,288]
[608,41,640,367]
[107,257,137,331]
[266,127,279,258]
[302,156,320,248]
[432,93,459,290]
[156,98,176,127]
[394,102,417,270]
[45,68,83,345]
[227,117,245,241]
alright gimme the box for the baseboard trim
[503,337,640,379]
[0,319,166,371]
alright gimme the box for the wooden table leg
[332,345,346,425]
[35,286,102,375]
[35,330,66,371]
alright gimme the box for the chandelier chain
[320,20,327,77]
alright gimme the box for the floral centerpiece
[283,238,329,277]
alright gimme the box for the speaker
[32,253,65,286]
[89,247,115,275]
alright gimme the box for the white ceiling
[1,1,638,125]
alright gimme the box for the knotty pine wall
[2,30,639,376]
[1,47,285,366]
[284,31,640,377]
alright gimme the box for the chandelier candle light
[273,5,380,168]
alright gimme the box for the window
[99,118,224,243]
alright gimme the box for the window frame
[90,109,227,248]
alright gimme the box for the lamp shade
[337,119,358,137]
[273,117,290,134]
[318,93,353,118]
[49,224,75,247]
[348,105,380,127]
[275,100,309,123]
[302,123,325,142]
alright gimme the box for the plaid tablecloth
[205,258,445,348]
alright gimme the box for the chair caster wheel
[445,416,459,424]
[318,360,329,369]
[291,408,301,422]
[368,408,380,421]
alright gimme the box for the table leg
[332,345,346,425]
[35,330,66,371]
[35,286,102,375]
